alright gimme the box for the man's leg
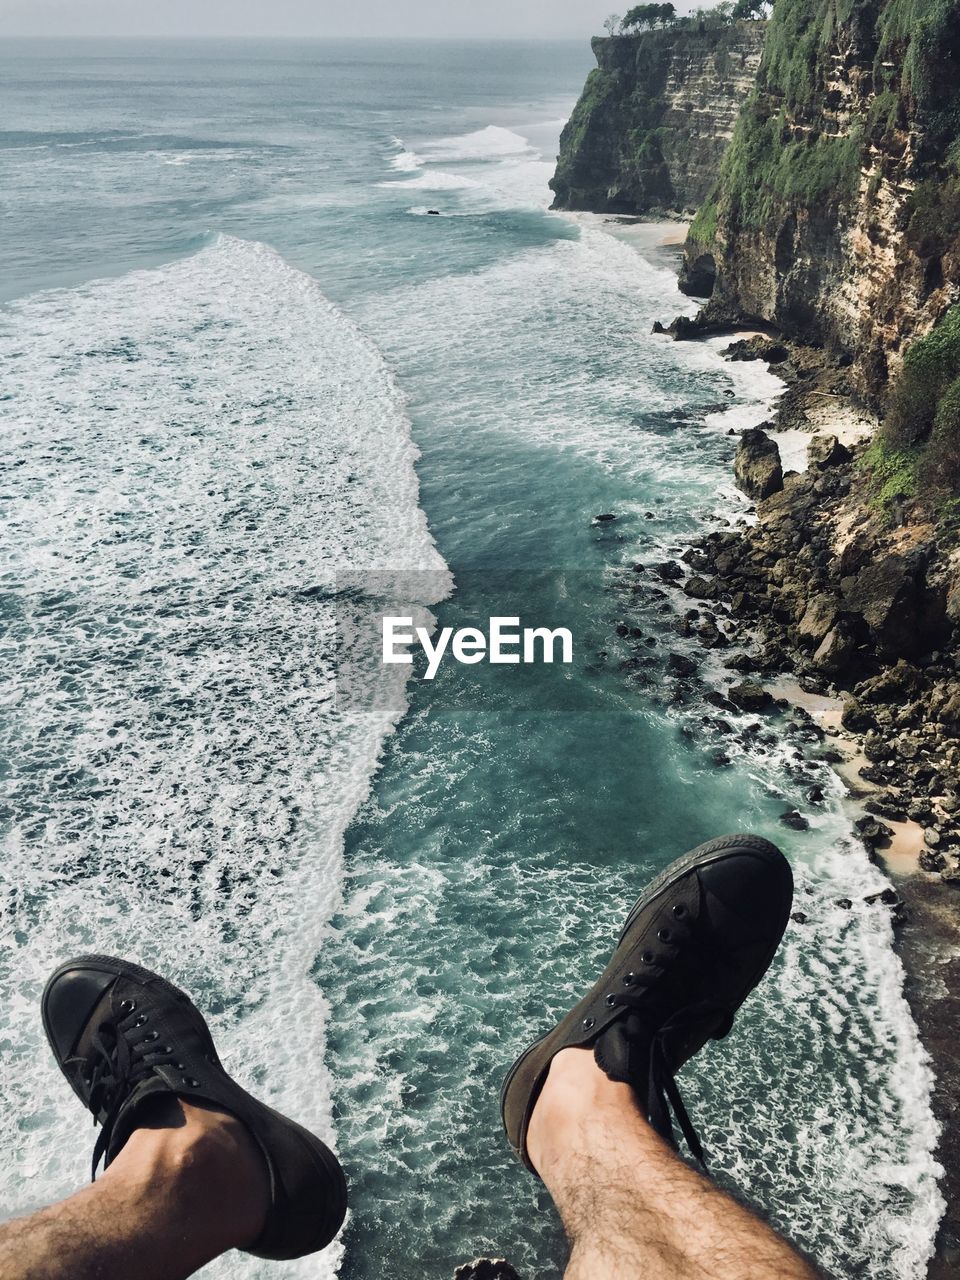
[529,1048,819,1280]
[0,1099,268,1280]
[0,954,347,1280]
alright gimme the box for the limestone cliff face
[683,0,960,407]
[550,22,766,215]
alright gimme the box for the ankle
[526,1048,643,1175]
[107,1098,270,1248]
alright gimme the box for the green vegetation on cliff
[719,105,860,228]
[551,19,766,213]
[709,0,960,232]
[688,197,718,244]
[879,306,960,503]
[684,0,960,410]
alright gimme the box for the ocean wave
[417,125,538,163]
[389,137,424,172]
[377,169,485,192]
[344,220,944,1277]
[0,234,448,1278]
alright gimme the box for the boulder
[734,429,784,501]
[725,337,790,364]
[683,575,720,600]
[780,810,810,830]
[939,687,960,727]
[656,561,684,582]
[946,571,960,626]
[667,652,698,677]
[697,619,729,648]
[855,815,893,844]
[856,660,923,703]
[811,626,854,673]
[797,594,839,646]
[920,849,947,873]
[841,553,940,659]
[841,697,875,732]
[728,681,772,712]
[807,434,852,469]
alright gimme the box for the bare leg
[0,1100,268,1280]
[528,1048,820,1280]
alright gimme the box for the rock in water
[734,429,783,501]
[780,810,810,831]
[454,1261,521,1280]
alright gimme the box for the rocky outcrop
[550,21,766,215]
[734,427,783,499]
[681,0,960,407]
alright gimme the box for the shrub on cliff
[885,306,960,448]
[877,0,960,146]
[880,307,960,502]
[924,377,960,496]
[688,197,718,244]
[718,101,861,229]
[862,438,920,512]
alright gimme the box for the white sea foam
[380,126,548,208]
[350,217,944,1276]
[0,234,447,1277]
[417,125,537,163]
[378,169,484,192]
[389,138,424,172]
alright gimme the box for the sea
[0,37,945,1280]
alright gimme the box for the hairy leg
[0,1100,268,1280]
[527,1048,820,1280]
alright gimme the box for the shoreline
[614,220,959,1274]
[706,345,960,1273]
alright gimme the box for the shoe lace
[604,992,729,1166]
[602,909,739,1167]
[65,1005,181,1179]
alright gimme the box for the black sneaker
[500,834,793,1171]
[42,955,347,1260]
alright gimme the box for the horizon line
[1,32,597,41]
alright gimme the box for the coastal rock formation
[734,427,783,499]
[550,20,766,215]
[682,0,960,406]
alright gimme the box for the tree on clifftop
[603,13,622,34]
[622,4,677,31]
[732,0,770,16]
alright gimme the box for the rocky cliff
[550,21,766,215]
[682,0,960,408]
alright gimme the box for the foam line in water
[347,218,944,1276]
[388,136,424,172]
[0,234,447,1278]
[417,125,538,163]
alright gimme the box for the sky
[0,0,700,40]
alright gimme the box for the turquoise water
[0,38,943,1279]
